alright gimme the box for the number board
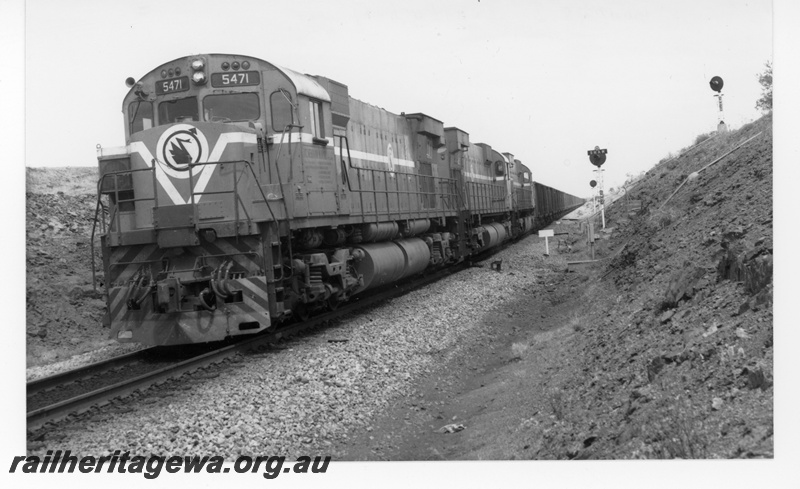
[210,71,261,88]
[156,76,190,95]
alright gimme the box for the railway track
[27,347,157,412]
[26,261,468,432]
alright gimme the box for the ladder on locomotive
[257,123,306,319]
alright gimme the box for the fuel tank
[361,222,400,242]
[481,222,508,250]
[352,238,431,292]
[401,219,431,237]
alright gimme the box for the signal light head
[192,72,207,85]
[710,76,724,93]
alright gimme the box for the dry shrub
[567,313,583,332]
[658,153,677,166]
[637,403,709,459]
[694,132,713,145]
[648,207,681,230]
[511,342,529,360]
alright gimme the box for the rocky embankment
[507,115,774,459]
[26,168,121,367]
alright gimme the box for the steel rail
[26,343,245,431]
[27,348,156,399]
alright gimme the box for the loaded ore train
[93,53,583,346]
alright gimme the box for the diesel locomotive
[93,53,583,346]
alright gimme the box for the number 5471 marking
[222,73,249,84]
[211,71,259,87]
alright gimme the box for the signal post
[709,76,727,133]
[587,146,607,229]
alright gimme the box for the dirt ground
[25,114,773,465]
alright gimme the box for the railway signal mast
[710,76,727,132]
[587,146,607,229]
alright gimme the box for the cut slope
[526,114,773,458]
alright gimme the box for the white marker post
[539,229,554,256]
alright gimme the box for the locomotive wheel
[326,296,340,311]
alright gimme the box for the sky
[19,0,773,197]
[5,1,800,488]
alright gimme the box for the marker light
[232,61,240,70]
[241,61,250,69]
[168,69,174,77]
[221,62,230,71]
[175,67,181,76]
[192,72,207,85]
[191,59,205,71]
[161,70,167,78]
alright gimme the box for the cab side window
[128,101,153,134]
[309,100,323,138]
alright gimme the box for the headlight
[191,59,205,71]
[192,72,207,85]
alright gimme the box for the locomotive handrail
[270,124,305,279]
[464,180,508,215]
[348,167,457,220]
[183,156,291,281]
[335,134,460,219]
[338,163,457,217]
[336,135,353,188]
[187,159,247,239]
[183,158,279,225]
[92,159,280,289]
[92,166,161,292]
[90,198,104,293]
[274,124,304,182]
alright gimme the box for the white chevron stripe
[126,132,256,205]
